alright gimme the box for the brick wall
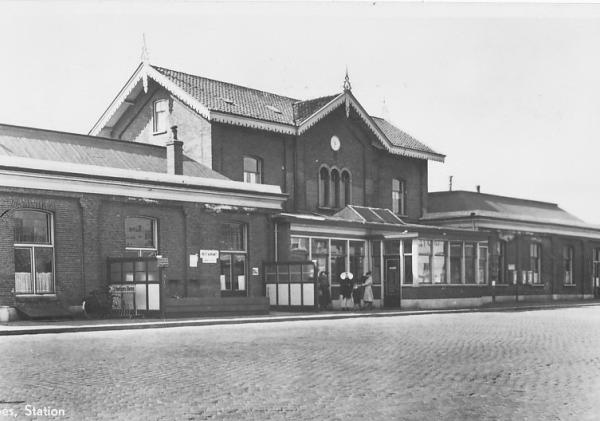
[0,188,275,308]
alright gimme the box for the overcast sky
[1,1,600,223]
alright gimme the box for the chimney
[476,185,481,193]
[449,176,453,191]
[166,125,183,175]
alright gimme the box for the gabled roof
[89,63,445,162]
[424,190,600,233]
[152,66,299,126]
[371,116,439,156]
[0,123,228,180]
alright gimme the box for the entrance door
[384,258,401,307]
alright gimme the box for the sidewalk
[1,300,599,336]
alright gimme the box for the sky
[1,1,600,223]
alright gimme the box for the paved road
[1,307,600,420]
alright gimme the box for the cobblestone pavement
[1,307,600,421]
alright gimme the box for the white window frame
[219,222,248,293]
[152,99,168,134]
[14,210,55,295]
[392,178,406,215]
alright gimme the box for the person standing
[339,272,353,311]
[318,271,330,310]
[362,271,374,310]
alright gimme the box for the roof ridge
[152,64,301,102]
[293,93,339,105]
[428,190,560,208]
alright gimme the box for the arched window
[13,210,54,294]
[331,169,340,208]
[319,167,330,207]
[392,178,406,215]
[341,170,351,206]
[243,156,263,184]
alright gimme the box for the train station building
[1,60,599,320]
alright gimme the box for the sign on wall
[200,250,219,263]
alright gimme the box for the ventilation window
[266,105,282,114]
[220,97,236,106]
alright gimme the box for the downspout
[274,221,278,262]
[78,200,86,300]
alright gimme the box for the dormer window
[220,97,236,106]
[153,99,168,134]
[266,105,282,114]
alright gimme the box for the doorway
[384,258,401,307]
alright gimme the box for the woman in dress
[362,271,374,310]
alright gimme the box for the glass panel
[465,243,476,284]
[14,211,50,244]
[135,284,147,310]
[125,217,155,249]
[303,283,315,306]
[34,247,54,293]
[384,240,400,255]
[418,240,431,255]
[14,248,33,293]
[290,284,302,305]
[290,237,309,261]
[478,246,488,284]
[330,240,346,284]
[311,238,329,255]
[233,254,245,290]
[135,270,147,282]
[110,262,121,283]
[290,264,302,283]
[450,242,462,284]
[302,264,315,283]
[220,223,245,251]
[432,255,446,284]
[349,241,364,279]
[243,156,258,173]
[147,284,160,310]
[404,254,413,284]
[123,261,134,282]
[220,254,232,290]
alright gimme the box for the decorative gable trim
[89,63,146,136]
[298,92,445,162]
[145,66,211,120]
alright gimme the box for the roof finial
[141,33,150,64]
[343,66,352,91]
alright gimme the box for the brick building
[1,60,599,320]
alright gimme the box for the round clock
[330,135,341,151]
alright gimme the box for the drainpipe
[274,221,278,262]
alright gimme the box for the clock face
[330,135,341,151]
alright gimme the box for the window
[341,170,351,207]
[417,240,432,283]
[392,178,406,215]
[497,241,507,284]
[153,99,168,133]
[219,223,247,293]
[403,240,413,285]
[14,210,54,294]
[331,169,340,208]
[319,167,330,207]
[311,238,329,275]
[563,246,574,285]
[290,237,309,261]
[464,243,477,284]
[478,244,488,284]
[530,243,541,284]
[125,217,157,253]
[432,240,446,284]
[593,248,600,290]
[349,241,365,279]
[243,156,262,184]
[449,242,463,284]
[330,240,347,285]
